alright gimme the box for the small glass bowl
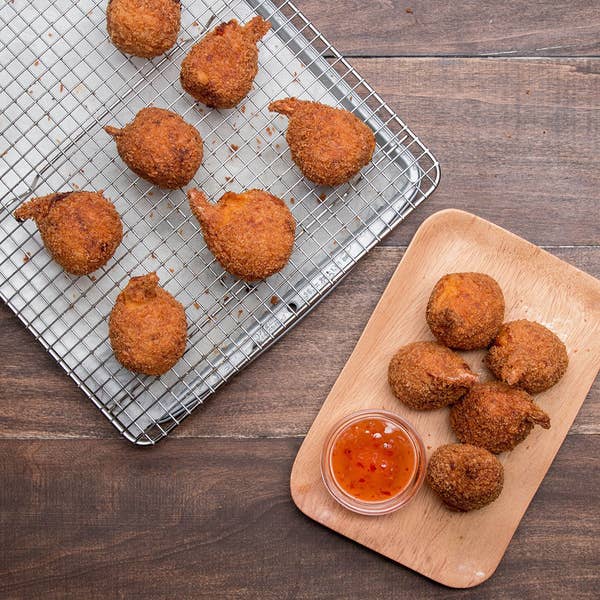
[321,409,426,516]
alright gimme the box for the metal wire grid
[0,0,439,444]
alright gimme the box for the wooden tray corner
[290,209,600,588]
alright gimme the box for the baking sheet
[0,0,439,443]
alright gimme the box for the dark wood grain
[2,6,599,596]
[0,436,597,599]
[2,247,598,440]
[353,57,600,246]
[295,0,600,57]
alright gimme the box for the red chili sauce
[331,417,416,501]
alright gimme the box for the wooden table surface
[1,2,599,598]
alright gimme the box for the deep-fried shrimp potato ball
[109,272,187,375]
[450,381,550,454]
[426,272,505,350]
[180,16,271,108]
[14,190,122,275]
[188,188,296,281]
[427,443,504,512]
[269,98,376,186]
[388,341,478,410]
[105,107,203,189]
[486,320,568,394]
[107,0,180,58]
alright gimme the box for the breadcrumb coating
[486,320,568,394]
[14,190,122,275]
[105,107,203,189]
[426,272,505,350]
[109,272,187,375]
[450,381,550,454]
[180,16,271,108]
[107,0,180,58]
[269,98,375,186]
[427,443,504,511]
[388,341,478,410]
[188,188,295,281]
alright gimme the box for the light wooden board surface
[291,209,600,588]
[2,2,599,597]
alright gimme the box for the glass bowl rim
[320,408,426,516]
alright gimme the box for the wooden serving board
[290,209,600,588]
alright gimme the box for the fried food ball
[426,272,505,350]
[450,381,550,454]
[109,272,187,375]
[106,0,180,58]
[427,443,504,512]
[269,98,376,186]
[188,188,296,281]
[14,190,122,275]
[486,320,569,394]
[388,341,478,410]
[180,16,271,109]
[105,107,203,189]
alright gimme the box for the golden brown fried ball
[180,16,271,109]
[388,341,478,410]
[14,190,122,275]
[105,107,203,189]
[427,443,504,512]
[188,188,296,281]
[269,98,376,186]
[486,320,569,394]
[109,272,187,375]
[450,381,550,454]
[107,0,181,58]
[426,272,505,350]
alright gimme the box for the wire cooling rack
[0,0,439,444]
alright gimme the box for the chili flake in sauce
[331,417,416,501]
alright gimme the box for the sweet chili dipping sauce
[331,417,415,501]
[322,410,425,515]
